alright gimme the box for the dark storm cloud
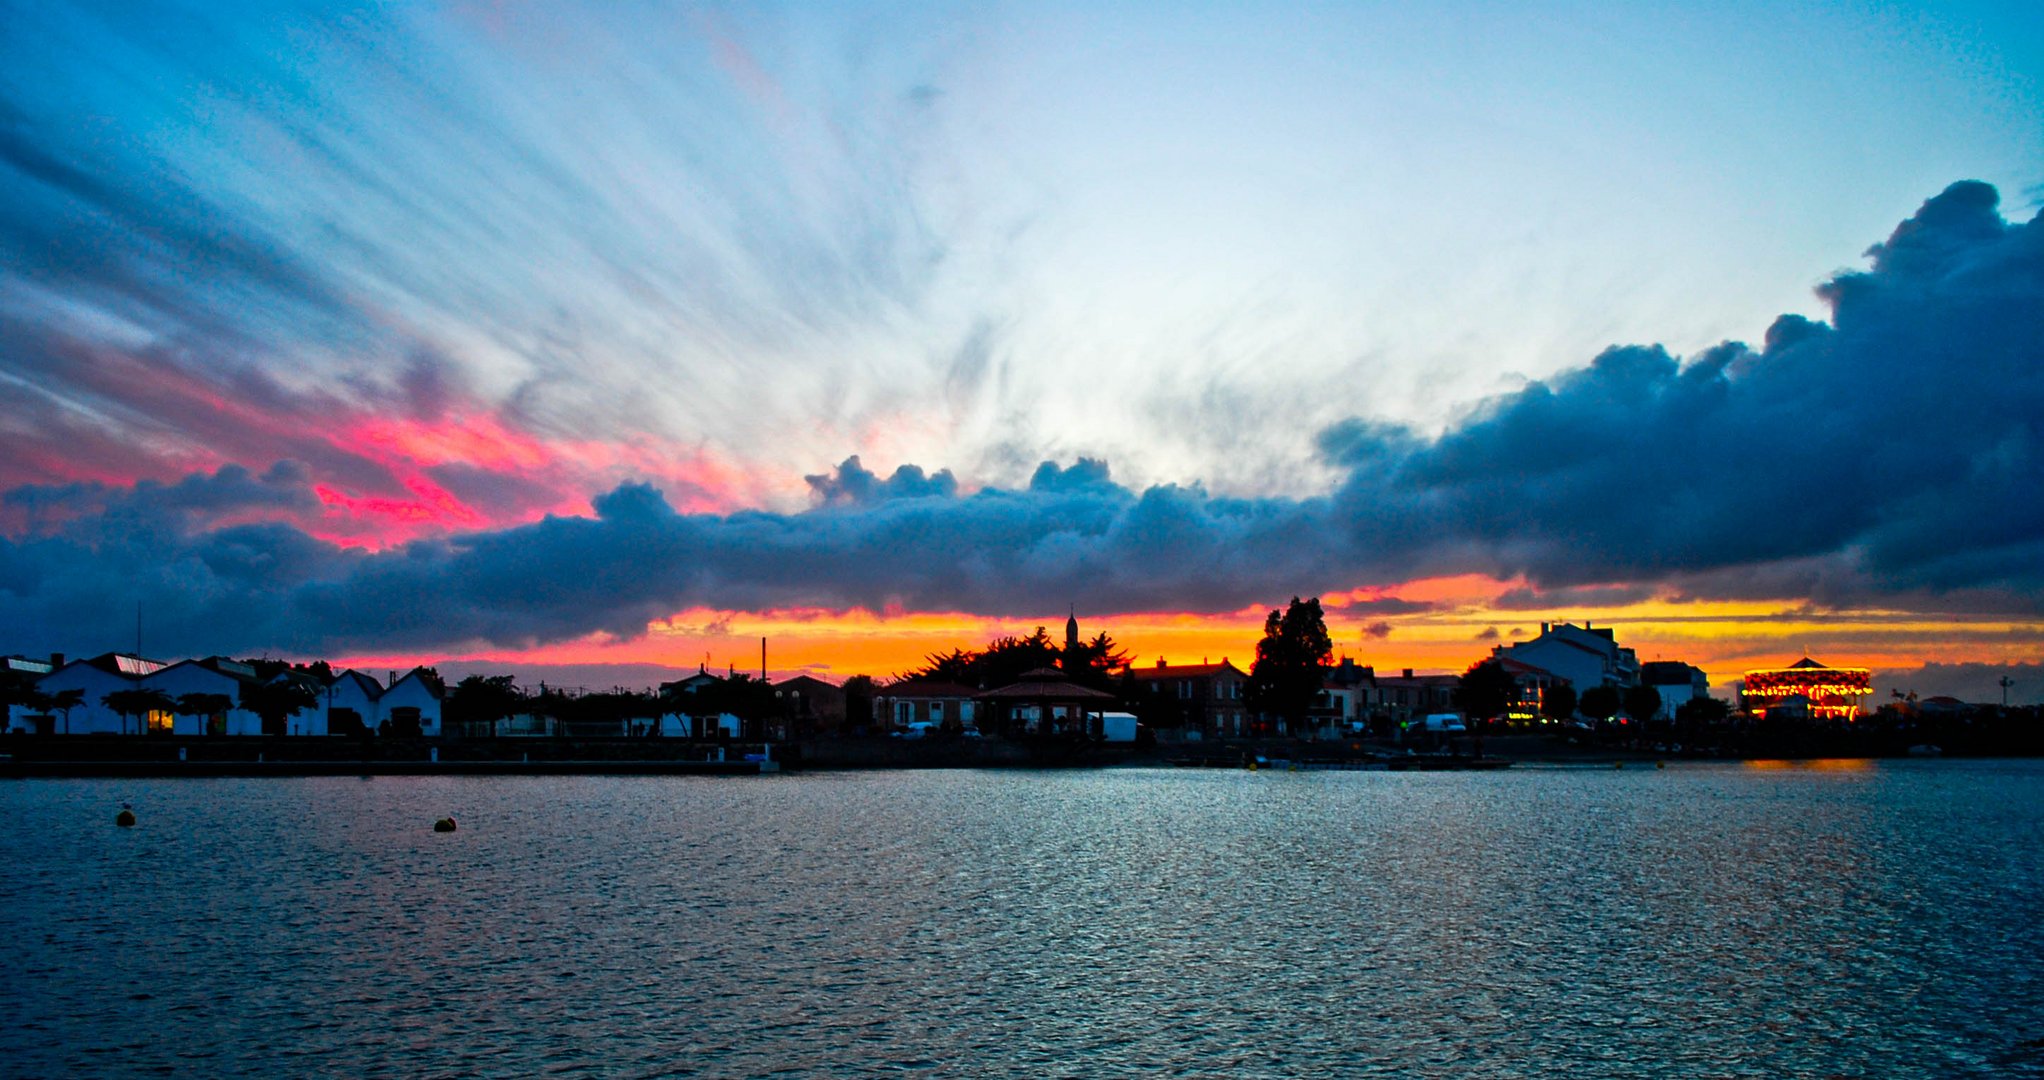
[0,182,2038,657]
[1328,180,2044,600]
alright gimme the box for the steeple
[1066,606,1079,652]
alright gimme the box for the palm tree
[174,692,234,736]
[48,688,84,735]
[102,688,176,736]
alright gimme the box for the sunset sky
[3,2,2041,701]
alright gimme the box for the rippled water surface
[4,761,2043,1077]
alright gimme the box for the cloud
[1326,181,2044,604]
[1475,626,1500,641]
[0,182,2040,658]
[804,456,958,505]
[1360,622,1394,639]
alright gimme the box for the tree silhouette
[240,678,318,737]
[447,675,525,730]
[47,687,84,735]
[1540,683,1578,723]
[1455,659,1517,729]
[174,692,235,736]
[841,675,876,731]
[1579,685,1622,723]
[1061,631,1134,692]
[1622,684,1665,725]
[103,688,175,736]
[1246,597,1333,733]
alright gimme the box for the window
[931,701,945,721]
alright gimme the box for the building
[379,668,445,736]
[319,669,387,736]
[1741,657,1871,721]
[874,679,980,731]
[1494,656,1567,723]
[1127,658,1249,738]
[1374,668,1461,724]
[976,667,1118,737]
[1641,661,1710,722]
[30,653,168,735]
[1315,658,1379,734]
[772,675,847,736]
[1493,622,1640,693]
[140,657,264,736]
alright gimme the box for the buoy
[1655,760,1666,769]
[1614,761,1625,769]
[433,817,457,833]
[115,808,136,828]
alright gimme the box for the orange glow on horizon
[320,580,2044,694]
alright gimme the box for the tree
[174,692,234,736]
[977,628,1063,687]
[103,688,175,736]
[1540,683,1578,723]
[1579,685,1622,723]
[447,674,525,731]
[1455,659,1517,729]
[1675,695,1731,728]
[0,669,37,724]
[840,675,876,732]
[47,687,84,735]
[240,678,318,737]
[906,648,977,684]
[1246,597,1333,733]
[1061,631,1134,692]
[1623,684,1666,725]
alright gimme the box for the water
[3,760,2042,1077]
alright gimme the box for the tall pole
[2001,676,2015,708]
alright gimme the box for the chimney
[1157,657,1167,669]
[49,652,64,669]
[1541,622,1549,634]
[1403,668,1414,678]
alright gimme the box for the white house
[1641,662,1710,722]
[313,669,385,736]
[378,668,444,737]
[141,658,264,736]
[1493,622,1640,694]
[31,653,167,735]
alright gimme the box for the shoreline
[0,730,2020,778]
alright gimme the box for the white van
[1419,713,1467,734]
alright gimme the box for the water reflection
[1,763,2041,1076]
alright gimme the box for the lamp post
[2001,676,2015,708]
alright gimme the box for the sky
[2,1,2042,701]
